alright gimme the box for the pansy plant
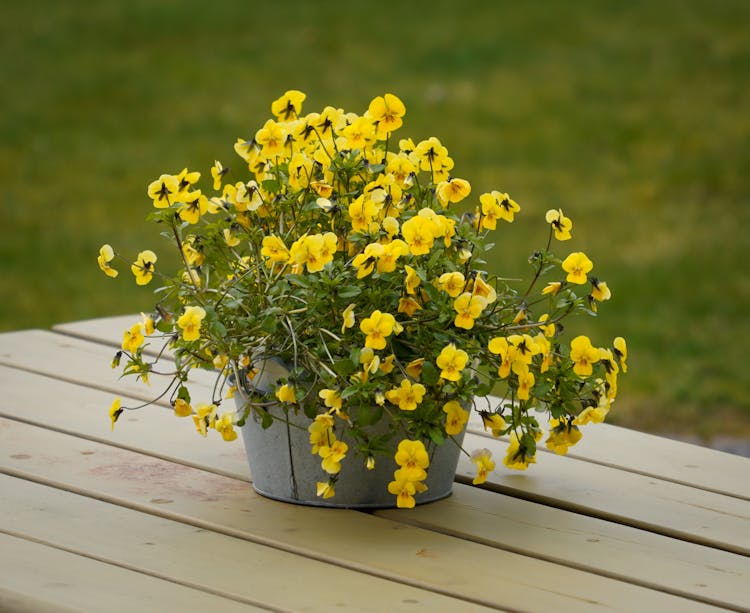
[100,91,627,506]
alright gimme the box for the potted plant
[100,90,627,508]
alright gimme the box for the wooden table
[1,316,748,612]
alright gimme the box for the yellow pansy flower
[289,234,318,273]
[414,136,449,173]
[385,378,426,411]
[271,89,306,121]
[613,337,628,373]
[376,239,409,274]
[319,388,346,419]
[405,358,424,379]
[352,242,384,278]
[173,398,193,417]
[570,335,601,376]
[311,181,333,198]
[436,343,469,382]
[387,476,418,509]
[535,333,553,373]
[121,323,144,353]
[182,240,204,267]
[275,383,297,404]
[360,310,396,350]
[211,160,228,191]
[175,168,201,194]
[503,431,536,471]
[542,281,562,296]
[404,265,421,295]
[538,314,556,338]
[341,114,377,149]
[319,439,348,474]
[562,252,593,285]
[545,208,573,241]
[469,275,497,304]
[316,480,336,499]
[379,354,396,374]
[453,292,487,329]
[436,177,471,205]
[573,403,610,426]
[394,439,430,479]
[368,93,406,137]
[438,271,465,297]
[260,235,289,265]
[255,119,286,157]
[140,312,155,336]
[214,411,238,442]
[545,418,583,455]
[192,403,217,437]
[348,195,378,233]
[308,414,334,454]
[223,228,241,247]
[481,412,506,437]
[590,278,611,302]
[339,303,356,334]
[471,448,495,484]
[177,190,209,224]
[401,215,436,255]
[443,401,470,436]
[233,180,263,212]
[131,250,157,286]
[177,305,206,342]
[517,370,535,400]
[147,173,179,208]
[109,397,122,431]
[397,297,422,317]
[479,191,520,229]
[488,336,512,378]
[97,244,118,278]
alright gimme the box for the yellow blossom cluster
[387,440,430,508]
[100,89,628,505]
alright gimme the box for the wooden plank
[0,365,250,481]
[53,316,750,500]
[0,329,216,406]
[0,419,720,612]
[468,408,750,501]
[455,433,750,556]
[378,484,750,611]
[2,475,481,613]
[0,532,263,613]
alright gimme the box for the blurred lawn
[2,0,749,442]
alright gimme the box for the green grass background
[2,0,749,442]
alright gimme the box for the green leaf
[261,179,281,193]
[209,320,227,338]
[260,410,274,429]
[355,404,383,427]
[261,316,279,334]
[338,286,361,299]
[177,386,191,403]
[286,274,311,289]
[429,428,445,446]
[473,381,494,397]
[340,385,360,400]
[421,361,439,386]
[333,358,356,377]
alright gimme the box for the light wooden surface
[1,316,748,612]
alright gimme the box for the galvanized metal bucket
[234,359,466,508]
